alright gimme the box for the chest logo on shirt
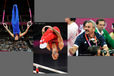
[84,41,87,44]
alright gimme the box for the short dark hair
[96,19,105,25]
[70,18,76,22]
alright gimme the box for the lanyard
[85,34,97,47]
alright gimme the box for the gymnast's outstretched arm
[20,21,32,37]
[3,23,14,37]
[42,26,46,35]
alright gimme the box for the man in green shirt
[95,19,114,49]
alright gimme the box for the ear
[83,26,85,30]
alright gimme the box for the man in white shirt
[65,18,79,56]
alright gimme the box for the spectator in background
[110,23,114,40]
[95,19,114,49]
[65,18,79,56]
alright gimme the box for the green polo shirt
[95,28,114,49]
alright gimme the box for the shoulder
[95,28,98,32]
[74,32,85,45]
[103,29,109,34]
[103,29,107,32]
[77,32,85,39]
[72,22,78,26]
[95,32,101,37]
[95,32,104,40]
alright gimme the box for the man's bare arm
[20,27,29,37]
[69,45,78,55]
[42,26,46,35]
[3,23,14,37]
[20,21,32,37]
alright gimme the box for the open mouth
[85,30,89,32]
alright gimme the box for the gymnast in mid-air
[40,25,64,60]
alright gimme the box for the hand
[97,49,101,56]
[101,50,110,56]
[105,51,110,56]
[3,23,8,30]
[42,26,46,33]
[27,21,32,29]
[69,47,75,56]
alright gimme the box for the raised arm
[3,23,14,37]
[42,26,47,35]
[20,21,32,37]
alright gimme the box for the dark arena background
[33,22,67,74]
[0,0,34,52]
